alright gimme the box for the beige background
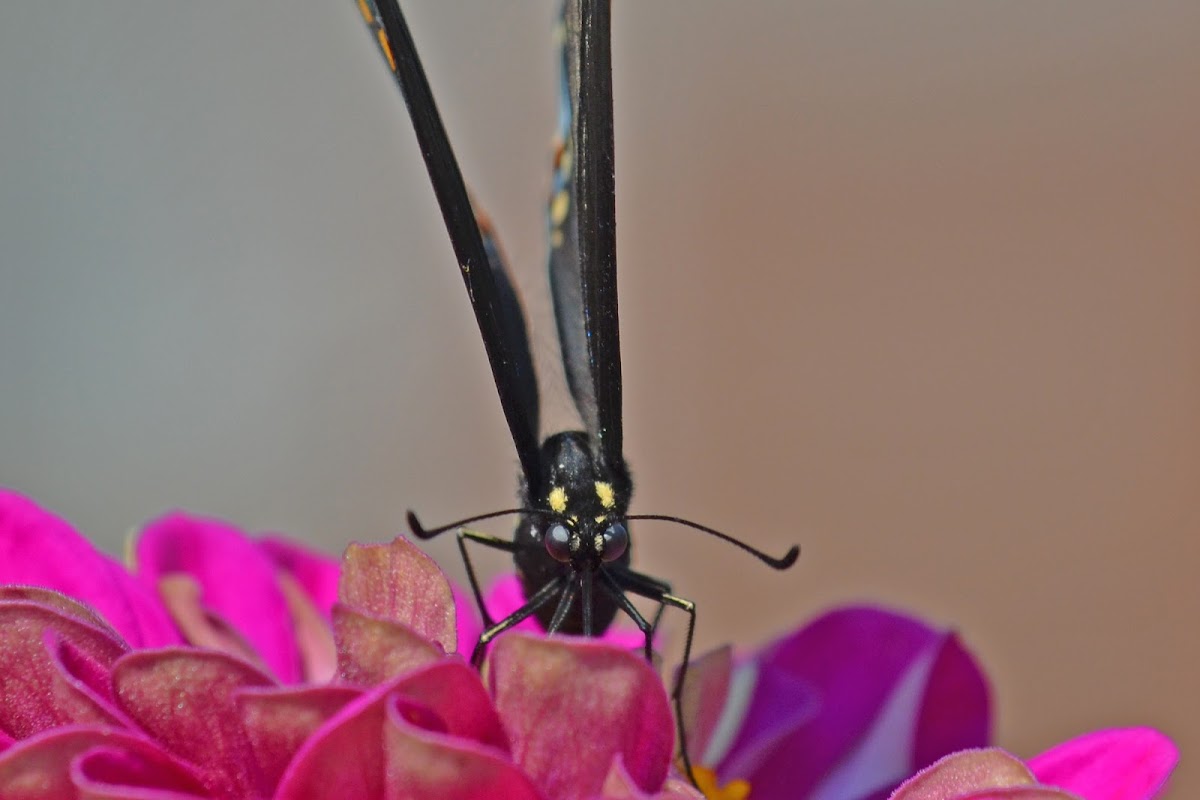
[0,2,1196,794]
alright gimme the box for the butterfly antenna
[407,507,554,540]
[623,514,800,569]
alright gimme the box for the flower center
[692,765,751,800]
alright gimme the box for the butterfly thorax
[513,430,632,634]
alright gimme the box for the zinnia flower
[0,488,1178,799]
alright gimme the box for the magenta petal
[339,538,457,653]
[237,684,362,792]
[332,603,442,686]
[889,748,1036,800]
[0,489,179,648]
[722,606,989,799]
[136,512,301,683]
[599,758,705,800]
[276,662,506,800]
[1027,728,1178,800]
[453,583,484,656]
[0,599,130,738]
[0,726,205,800]
[381,705,542,800]
[913,634,992,768]
[72,744,213,799]
[112,648,275,799]
[258,536,340,619]
[490,635,674,800]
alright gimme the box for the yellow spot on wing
[550,190,570,226]
[548,486,568,513]
[594,481,615,509]
[376,29,397,73]
[356,0,373,25]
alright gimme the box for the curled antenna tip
[406,510,433,540]
[772,544,801,570]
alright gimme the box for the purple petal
[381,705,543,800]
[0,598,130,739]
[112,648,275,799]
[0,726,205,800]
[237,684,362,793]
[136,511,301,683]
[1028,728,1178,800]
[258,536,340,619]
[339,538,457,653]
[332,603,443,686]
[888,748,1035,799]
[721,606,989,799]
[0,489,179,648]
[489,634,674,800]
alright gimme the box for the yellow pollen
[594,481,616,509]
[692,765,751,800]
[548,486,568,513]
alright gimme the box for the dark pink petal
[0,586,123,636]
[237,684,362,792]
[136,512,300,683]
[156,574,269,671]
[599,758,705,800]
[0,599,130,738]
[72,744,213,799]
[0,489,179,648]
[112,648,274,799]
[721,606,989,799]
[1028,728,1178,800]
[258,536,340,619]
[490,634,674,800]
[276,662,509,800]
[339,538,457,653]
[332,603,442,686]
[0,726,205,800]
[677,646,732,766]
[453,583,484,656]
[380,704,542,800]
[485,575,646,650]
[889,748,1036,800]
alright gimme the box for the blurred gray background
[0,2,1196,792]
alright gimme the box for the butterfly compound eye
[545,522,574,563]
[599,521,629,563]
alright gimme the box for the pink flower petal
[0,726,205,800]
[339,538,458,653]
[237,684,362,792]
[453,583,484,656]
[112,648,275,799]
[136,512,301,683]
[380,705,543,800]
[156,574,270,670]
[72,744,213,799]
[490,634,674,800]
[276,660,508,799]
[599,758,706,799]
[889,748,1036,800]
[274,571,338,683]
[258,536,340,619]
[485,575,646,650]
[677,646,733,766]
[0,599,130,739]
[1028,728,1178,800]
[0,489,179,648]
[332,603,443,686]
[722,606,989,798]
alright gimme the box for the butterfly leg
[616,575,699,787]
[598,568,654,661]
[617,568,672,639]
[471,573,567,668]
[455,528,519,628]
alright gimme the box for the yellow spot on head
[692,765,751,800]
[548,486,568,514]
[594,516,606,524]
[550,190,570,226]
[594,481,616,509]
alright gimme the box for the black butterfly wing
[359,0,542,487]
[548,0,623,471]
